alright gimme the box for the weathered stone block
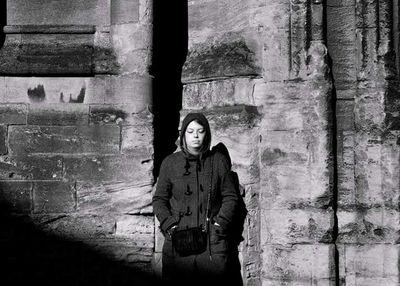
[244,183,260,211]
[355,0,378,28]
[0,181,32,213]
[254,82,330,128]
[111,23,152,74]
[337,208,399,243]
[182,34,262,82]
[327,0,355,6]
[289,27,307,80]
[139,0,153,24]
[64,153,153,183]
[8,125,120,154]
[355,28,379,82]
[0,104,27,125]
[31,214,115,239]
[261,244,335,282]
[258,2,289,30]
[103,74,152,107]
[182,78,256,110]
[338,244,399,285]
[0,125,7,155]
[28,104,89,125]
[245,207,261,253]
[8,0,110,26]
[260,130,332,209]
[111,0,140,24]
[262,100,321,131]
[121,125,154,154]
[262,29,290,81]
[381,141,400,208]
[33,182,76,213]
[115,215,154,248]
[0,77,5,99]
[307,41,330,79]
[181,105,261,131]
[4,77,93,104]
[354,89,386,131]
[212,126,260,185]
[93,30,119,74]
[261,209,334,244]
[327,6,357,84]
[260,130,328,167]
[86,239,154,265]
[336,100,355,131]
[0,155,63,180]
[77,182,153,215]
[262,279,334,286]
[188,0,255,32]
[346,136,400,209]
[90,105,153,125]
[261,165,332,210]
[0,33,94,75]
[337,131,356,207]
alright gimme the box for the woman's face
[185,120,205,154]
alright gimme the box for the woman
[152,113,241,286]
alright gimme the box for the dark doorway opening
[151,0,188,178]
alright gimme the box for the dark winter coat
[153,112,239,237]
[153,150,239,235]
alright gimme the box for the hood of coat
[179,112,211,156]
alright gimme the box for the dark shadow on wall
[323,1,340,284]
[151,0,188,178]
[0,0,6,48]
[0,201,160,286]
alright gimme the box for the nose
[193,132,199,138]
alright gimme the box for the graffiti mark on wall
[60,87,85,103]
[27,84,46,102]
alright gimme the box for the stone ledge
[4,25,96,34]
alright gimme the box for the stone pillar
[182,0,334,285]
[328,0,400,284]
[257,1,335,285]
[182,0,263,284]
[0,0,155,283]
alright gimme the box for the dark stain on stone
[373,228,383,236]
[314,191,333,209]
[261,148,287,166]
[90,108,128,124]
[60,88,85,103]
[68,87,85,103]
[319,230,333,243]
[182,39,261,80]
[385,114,400,131]
[27,84,46,102]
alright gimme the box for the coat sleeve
[152,157,179,233]
[213,154,239,231]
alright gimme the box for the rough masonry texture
[0,0,399,285]
[0,0,156,285]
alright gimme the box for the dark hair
[179,113,211,155]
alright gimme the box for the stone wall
[328,0,400,285]
[181,1,333,285]
[0,0,399,285]
[0,0,156,284]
